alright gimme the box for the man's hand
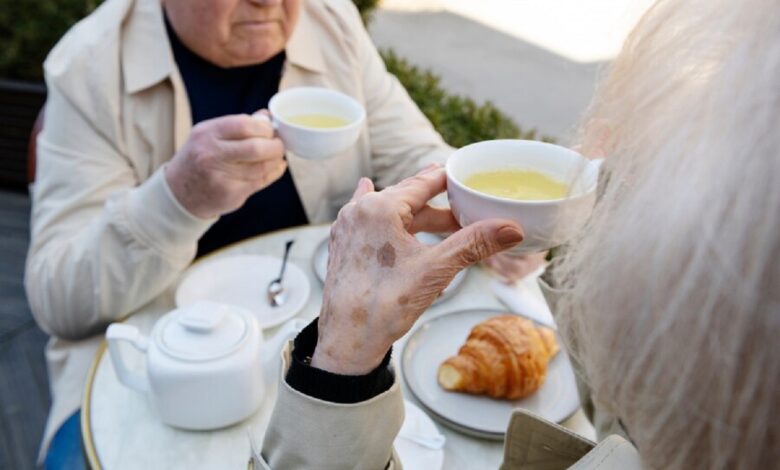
[311,165,525,375]
[165,112,286,219]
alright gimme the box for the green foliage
[0,0,100,81]
[381,49,553,147]
[352,0,381,25]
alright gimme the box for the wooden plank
[0,120,39,135]
[0,154,28,166]
[0,79,46,95]
[0,102,43,116]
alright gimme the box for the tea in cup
[446,140,602,252]
[268,87,365,160]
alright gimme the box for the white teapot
[106,301,305,430]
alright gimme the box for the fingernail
[496,226,524,246]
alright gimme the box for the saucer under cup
[176,255,311,330]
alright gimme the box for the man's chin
[227,44,284,67]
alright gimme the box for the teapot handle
[106,323,150,393]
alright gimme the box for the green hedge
[353,0,381,25]
[0,0,100,81]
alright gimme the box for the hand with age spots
[311,165,525,375]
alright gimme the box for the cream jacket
[254,272,643,469]
[254,346,642,470]
[26,0,450,458]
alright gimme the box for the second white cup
[268,87,365,160]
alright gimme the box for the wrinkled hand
[165,111,286,219]
[483,251,547,284]
[311,165,525,375]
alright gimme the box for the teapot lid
[158,302,251,361]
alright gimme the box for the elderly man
[27,0,457,466]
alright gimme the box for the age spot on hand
[377,242,396,268]
[351,307,368,327]
[361,245,375,258]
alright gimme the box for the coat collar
[121,0,324,95]
[284,3,327,74]
[122,0,173,94]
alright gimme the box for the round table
[82,225,595,469]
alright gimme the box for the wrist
[311,342,388,375]
[164,162,210,220]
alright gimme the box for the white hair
[553,0,780,468]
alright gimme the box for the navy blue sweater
[166,18,309,258]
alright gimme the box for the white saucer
[312,233,467,305]
[401,309,580,437]
[176,255,311,330]
[394,400,445,470]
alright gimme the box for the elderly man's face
[164,0,302,68]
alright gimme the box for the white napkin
[489,276,556,329]
[395,401,446,450]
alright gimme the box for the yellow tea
[464,169,568,200]
[286,114,350,129]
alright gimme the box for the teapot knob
[178,302,227,333]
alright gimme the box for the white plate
[394,400,444,470]
[176,255,311,330]
[401,309,579,438]
[311,233,467,305]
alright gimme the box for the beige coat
[254,272,642,469]
[26,0,451,458]
[254,346,642,470]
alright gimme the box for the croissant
[437,315,559,400]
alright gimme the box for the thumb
[350,177,375,202]
[431,220,524,270]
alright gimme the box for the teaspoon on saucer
[267,240,294,307]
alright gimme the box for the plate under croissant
[401,309,580,439]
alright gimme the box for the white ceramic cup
[267,87,365,160]
[446,140,602,253]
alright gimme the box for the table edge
[82,340,107,470]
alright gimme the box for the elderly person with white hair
[26,0,538,467]
[254,0,780,468]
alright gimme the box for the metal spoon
[267,240,294,307]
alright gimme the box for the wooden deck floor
[0,190,50,469]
